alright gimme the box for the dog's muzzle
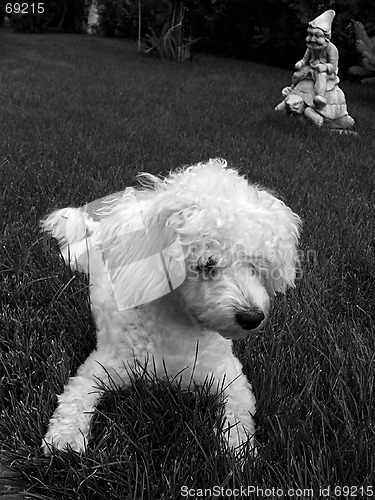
[235,309,265,330]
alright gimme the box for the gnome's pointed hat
[309,10,335,38]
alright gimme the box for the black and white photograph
[0,0,374,498]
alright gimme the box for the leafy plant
[143,23,197,61]
[349,21,375,81]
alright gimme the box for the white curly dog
[41,159,301,457]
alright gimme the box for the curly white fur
[40,158,301,457]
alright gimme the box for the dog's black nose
[236,310,265,330]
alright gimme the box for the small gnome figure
[275,9,355,131]
[291,10,338,109]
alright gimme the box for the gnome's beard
[306,41,328,51]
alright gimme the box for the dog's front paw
[232,436,258,461]
[42,426,88,456]
[222,420,257,459]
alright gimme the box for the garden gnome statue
[293,9,338,109]
[275,10,355,130]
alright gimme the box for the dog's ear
[267,204,301,294]
[40,208,94,274]
[96,198,186,310]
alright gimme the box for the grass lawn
[1,30,374,499]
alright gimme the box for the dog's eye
[196,256,219,274]
[205,257,219,269]
[198,257,218,270]
[196,257,221,280]
[249,264,256,275]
